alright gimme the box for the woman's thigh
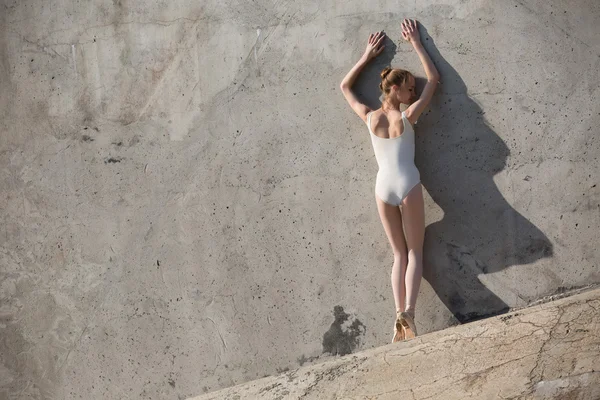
[375,195,408,258]
[401,183,425,252]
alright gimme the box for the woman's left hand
[364,31,385,60]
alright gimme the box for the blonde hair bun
[380,68,412,95]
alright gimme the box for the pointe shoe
[392,311,405,343]
[399,311,417,339]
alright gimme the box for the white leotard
[366,110,421,206]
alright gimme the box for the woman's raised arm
[339,31,386,123]
[402,19,440,126]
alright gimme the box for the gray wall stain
[322,306,366,356]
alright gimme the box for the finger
[376,35,385,46]
[401,31,408,40]
[369,33,373,41]
[377,45,385,55]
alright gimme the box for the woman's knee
[407,248,423,262]
[393,251,408,264]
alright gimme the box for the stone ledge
[189,288,600,399]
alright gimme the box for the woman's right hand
[401,19,420,44]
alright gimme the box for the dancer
[339,19,439,342]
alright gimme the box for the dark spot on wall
[296,353,320,366]
[475,259,488,274]
[322,305,366,356]
[81,135,94,142]
[500,312,520,322]
[521,238,553,260]
[104,157,122,163]
[129,135,140,146]
[275,366,289,374]
[168,379,175,388]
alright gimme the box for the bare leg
[375,195,408,313]
[401,183,425,320]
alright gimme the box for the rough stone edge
[189,286,600,399]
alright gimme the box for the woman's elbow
[428,73,440,82]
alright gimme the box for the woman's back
[366,109,420,205]
[367,109,406,139]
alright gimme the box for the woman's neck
[382,98,400,112]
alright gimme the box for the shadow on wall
[354,27,553,324]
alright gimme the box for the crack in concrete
[526,307,565,388]
[297,357,366,399]
[417,349,540,400]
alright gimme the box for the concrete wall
[1,0,598,398]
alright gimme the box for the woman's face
[399,75,416,104]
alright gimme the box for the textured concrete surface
[1,0,599,398]
[191,287,600,399]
